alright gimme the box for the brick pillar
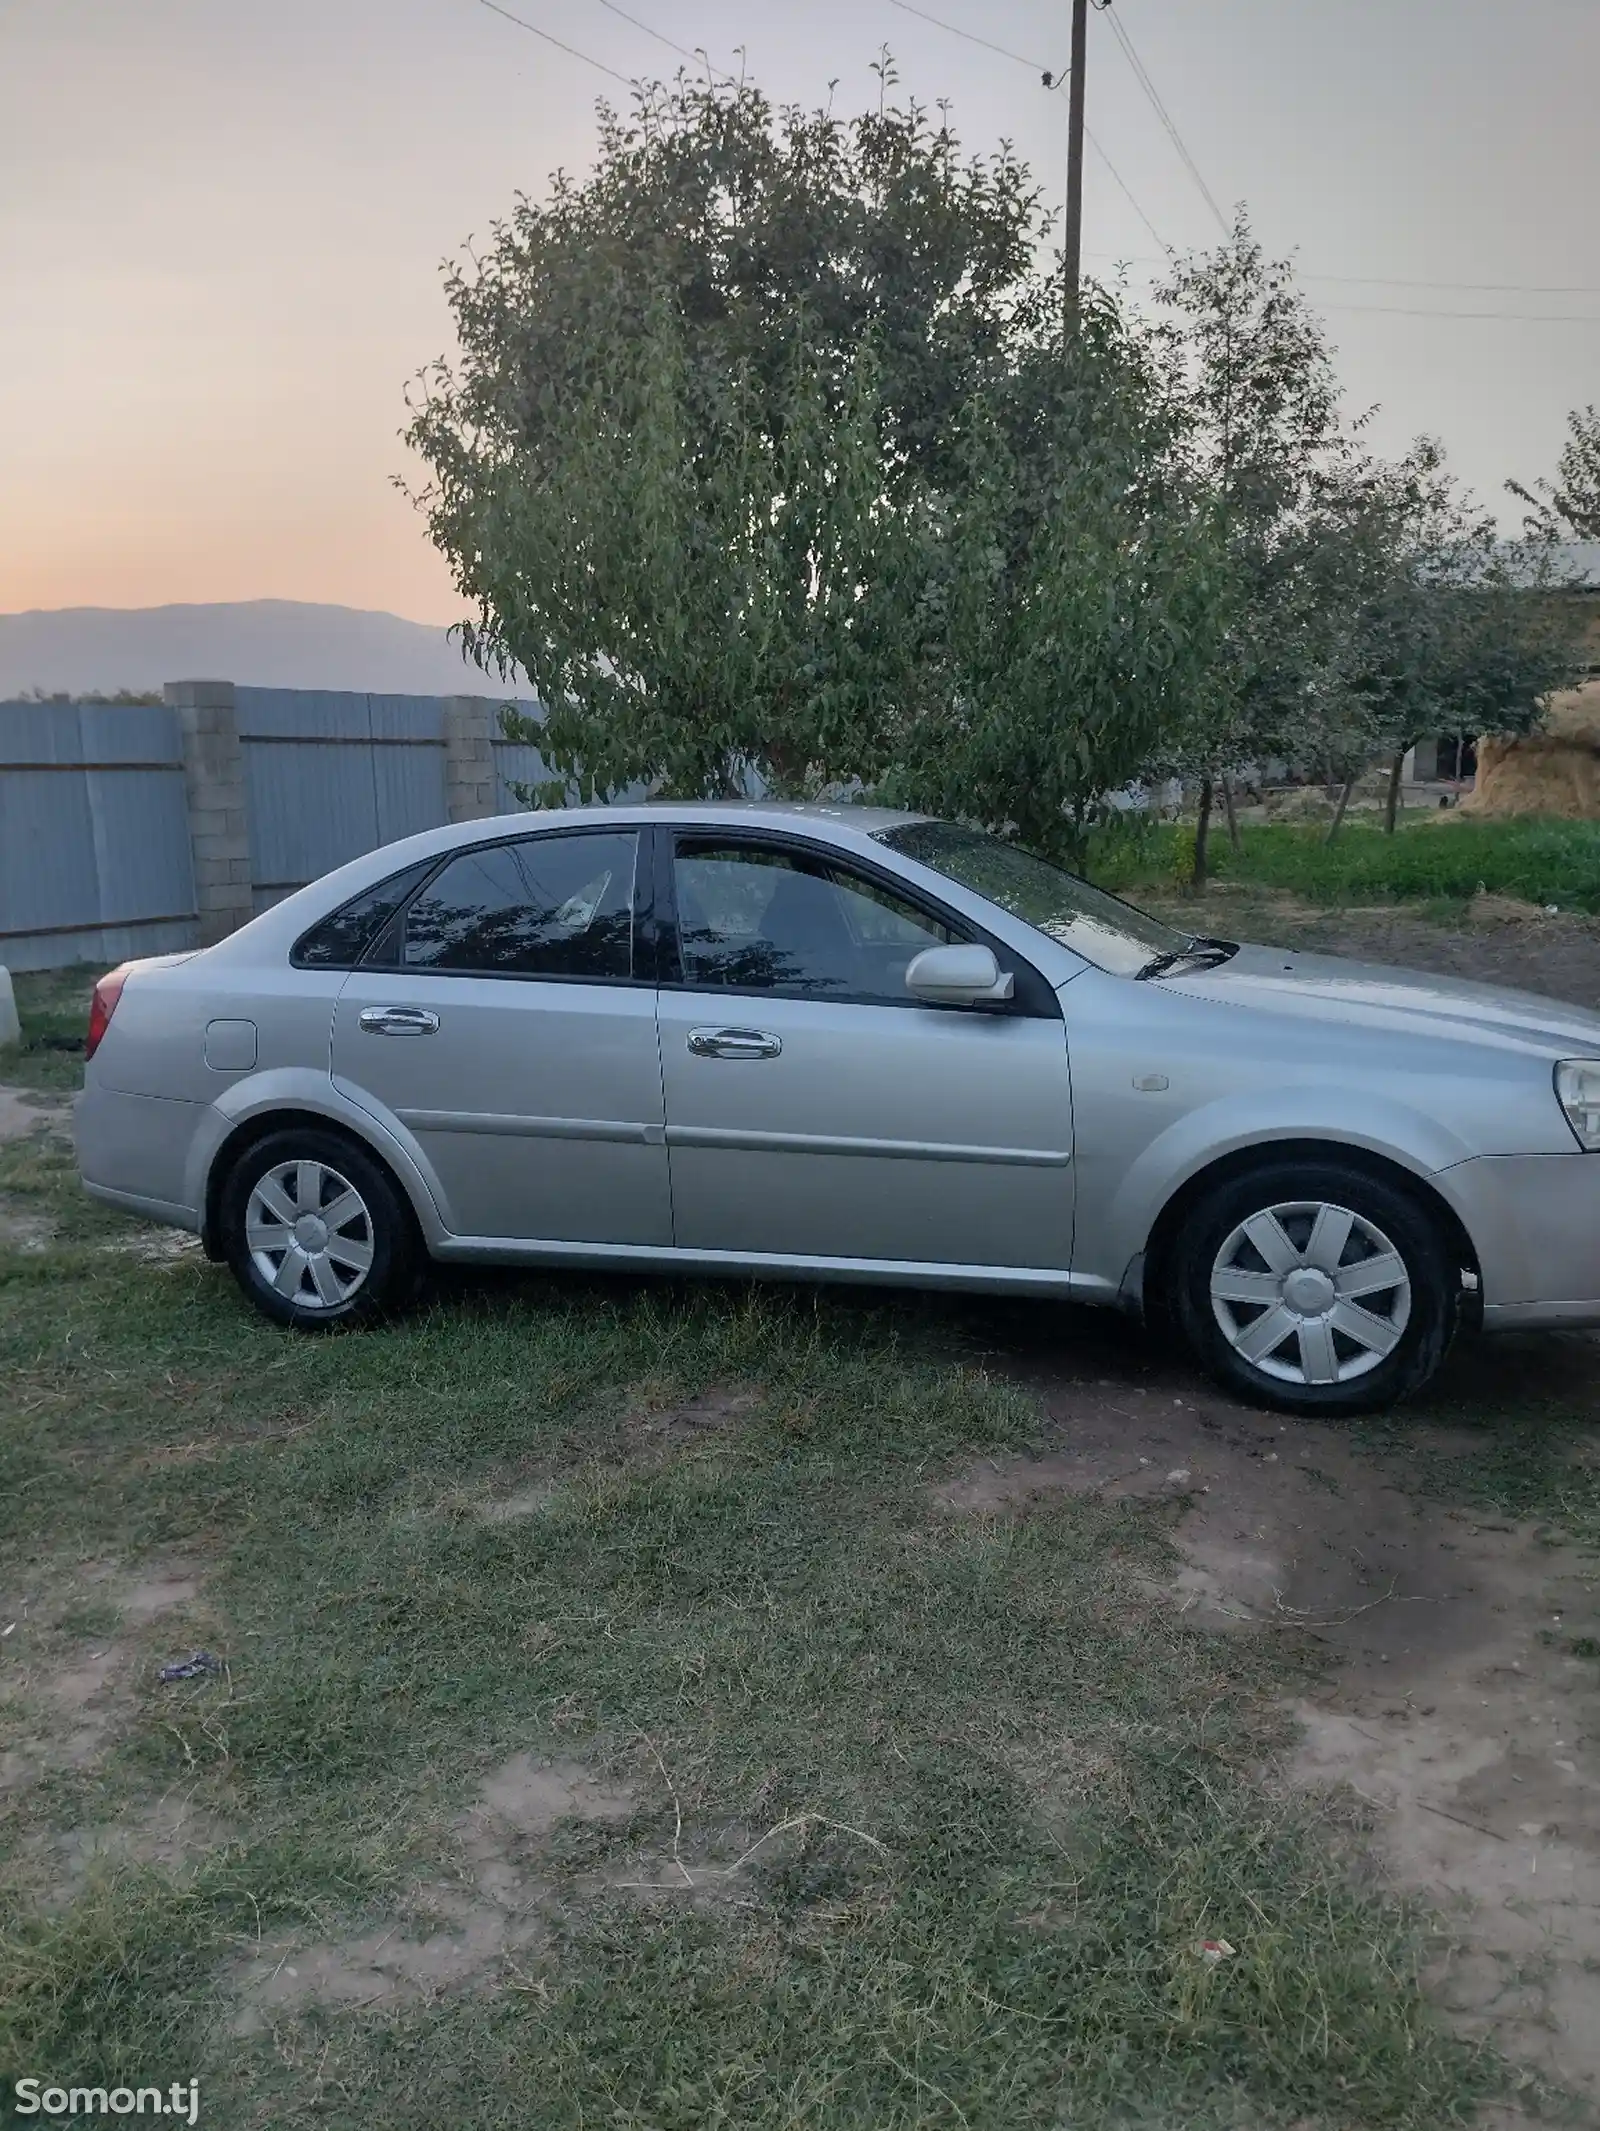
[442,696,501,822]
[166,679,255,944]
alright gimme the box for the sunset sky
[2,0,1596,626]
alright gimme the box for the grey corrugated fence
[0,682,553,972]
[0,699,198,972]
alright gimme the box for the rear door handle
[358,1006,440,1036]
[687,1025,782,1060]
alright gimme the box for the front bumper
[1441,1151,1600,1331]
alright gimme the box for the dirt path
[948,1303,1600,2111]
[0,1086,64,1144]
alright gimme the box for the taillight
[85,964,131,1062]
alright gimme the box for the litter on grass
[159,1651,222,1682]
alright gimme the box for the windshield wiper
[1136,937,1239,981]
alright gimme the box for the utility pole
[1062,0,1090,335]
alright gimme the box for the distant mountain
[0,600,530,698]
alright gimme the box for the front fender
[187,1068,453,1247]
[1102,1084,1481,1287]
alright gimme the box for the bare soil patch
[0,1087,64,1144]
[939,1316,1600,2109]
[627,1383,762,1447]
[18,1795,234,1910]
[231,1753,636,2035]
[474,1483,556,1524]
[0,1559,208,1792]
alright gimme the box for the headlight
[1555,1060,1600,1150]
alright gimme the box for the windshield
[874,822,1190,978]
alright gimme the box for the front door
[655,832,1075,1271]
[332,825,670,1245]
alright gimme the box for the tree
[407,68,1237,839]
[1143,225,1584,865]
[406,68,1059,799]
[1148,218,1359,886]
[1299,443,1585,833]
[424,288,937,801]
[883,299,1231,864]
[1509,404,1600,541]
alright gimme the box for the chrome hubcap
[246,1159,373,1311]
[1209,1200,1410,1386]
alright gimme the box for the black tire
[1171,1157,1459,1417]
[219,1126,420,1331]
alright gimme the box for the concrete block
[0,966,20,1050]
[191,832,245,862]
[164,679,237,713]
[443,695,503,823]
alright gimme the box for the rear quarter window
[292,860,437,969]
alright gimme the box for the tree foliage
[407,70,1233,814]
[884,303,1230,860]
[1509,404,1600,541]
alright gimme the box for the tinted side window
[402,832,637,979]
[293,860,436,969]
[673,843,954,1000]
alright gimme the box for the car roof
[407,798,931,859]
[494,799,926,832]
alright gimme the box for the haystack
[1459,680,1600,820]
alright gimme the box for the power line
[1084,126,1172,256]
[1318,301,1600,324]
[590,0,738,83]
[1295,270,1600,297]
[475,0,631,83]
[1087,249,1600,301]
[1089,258,1599,323]
[890,4,1595,298]
[1102,4,1227,234]
[882,0,1172,253]
[886,0,1056,79]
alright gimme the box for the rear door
[655,830,1075,1271]
[331,825,670,1245]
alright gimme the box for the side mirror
[904,944,1015,1008]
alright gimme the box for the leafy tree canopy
[406,69,1230,814]
[1509,404,1600,542]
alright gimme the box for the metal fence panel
[238,689,449,910]
[0,700,197,972]
[368,694,452,843]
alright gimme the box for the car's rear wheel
[1172,1157,1460,1415]
[220,1127,419,1330]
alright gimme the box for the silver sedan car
[75,802,1600,1415]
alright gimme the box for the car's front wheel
[1172,1157,1460,1416]
[220,1127,419,1330]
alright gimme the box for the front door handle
[687,1025,782,1060]
[358,1005,440,1036]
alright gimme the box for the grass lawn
[0,973,1521,2131]
[1090,816,1600,915]
[1,965,97,1099]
